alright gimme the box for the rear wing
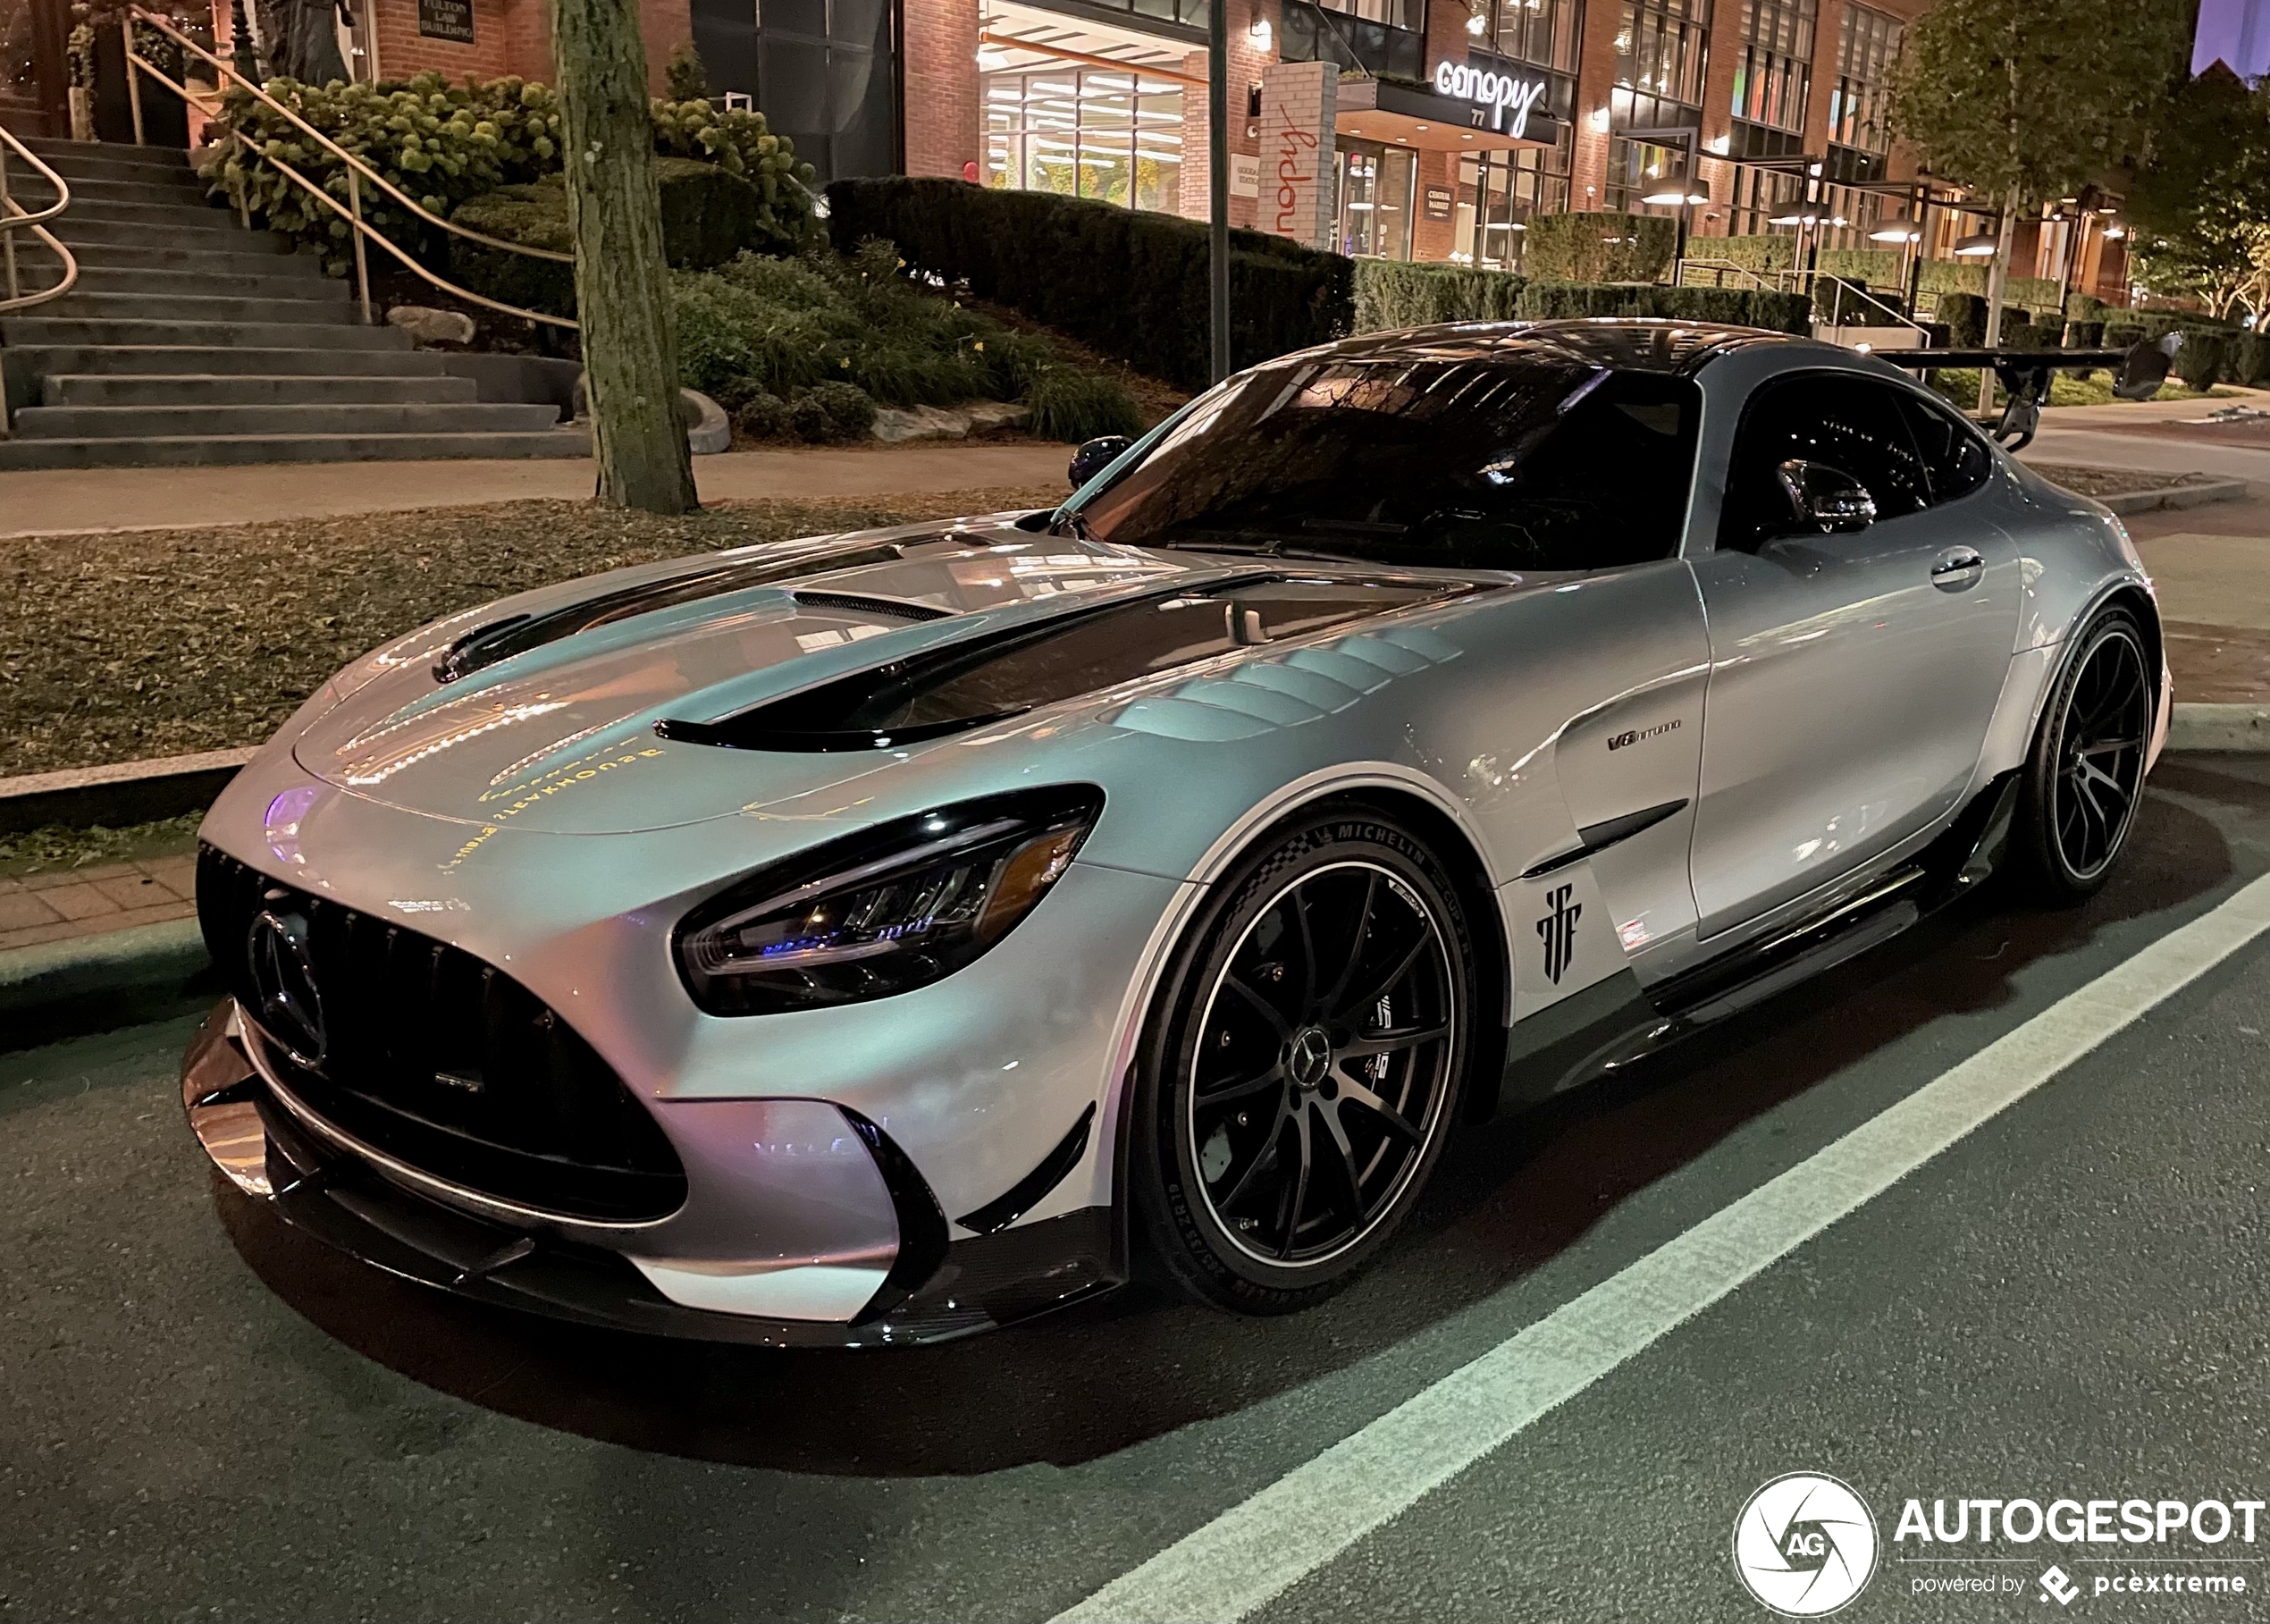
[1874,335,2180,451]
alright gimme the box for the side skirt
[1498,770,2020,1109]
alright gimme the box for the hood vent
[433,540,914,684]
[792,589,955,623]
[657,574,1465,753]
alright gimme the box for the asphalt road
[7,755,2270,1624]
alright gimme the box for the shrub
[2008,277,2064,317]
[1918,260,1990,297]
[1702,234,1798,273]
[1023,366,1144,442]
[2103,324,2147,352]
[1521,212,1677,282]
[1817,248,1904,287]
[1514,281,1811,333]
[1998,316,2041,350]
[1351,260,1524,332]
[787,381,879,442]
[824,176,1349,391]
[199,71,817,280]
[450,158,765,315]
[2231,331,2270,386]
[2173,331,2229,389]
[2064,319,2105,349]
[1938,292,1987,347]
[734,391,793,440]
[664,40,710,103]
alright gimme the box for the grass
[0,487,1061,781]
[0,815,203,879]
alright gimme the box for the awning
[1335,75,1560,154]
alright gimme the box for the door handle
[1930,546,1986,590]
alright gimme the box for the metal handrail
[1677,255,1930,339]
[0,125,80,316]
[122,7,577,330]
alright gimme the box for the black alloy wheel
[2015,608,2154,904]
[1133,811,1473,1314]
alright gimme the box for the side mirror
[1068,434,1133,489]
[1776,459,1877,534]
[2112,332,2178,402]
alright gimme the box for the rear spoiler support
[1875,335,2181,451]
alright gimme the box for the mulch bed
[2029,464,2223,499]
[0,486,1057,780]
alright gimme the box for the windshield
[1072,358,1702,572]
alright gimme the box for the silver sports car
[181,320,2168,1344]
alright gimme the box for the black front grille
[198,846,687,1223]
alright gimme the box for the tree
[1889,0,2191,401]
[2126,63,2270,319]
[551,0,699,514]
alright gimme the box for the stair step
[13,174,209,206]
[51,216,286,251]
[36,290,363,324]
[2,344,452,378]
[42,240,302,273]
[51,196,239,229]
[0,427,593,468]
[20,264,350,299]
[15,400,568,438]
[0,316,414,349]
[21,139,196,177]
[41,371,480,406]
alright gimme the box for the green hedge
[1918,260,1991,297]
[1701,234,1799,273]
[2174,332,2230,389]
[824,176,1351,391]
[451,158,768,316]
[1522,212,1677,283]
[1515,281,1812,333]
[1351,260,1525,332]
[1938,292,1986,346]
[1816,248,1904,288]
[2232,332,2270,387]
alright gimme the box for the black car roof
[1311,318,1801,375]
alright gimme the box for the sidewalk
[0,441,1074,540]
[2125,494,2270,704]
[0,853,197,955]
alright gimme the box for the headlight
[675,787,1104,1015]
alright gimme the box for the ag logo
[1732,1473,1879,1616]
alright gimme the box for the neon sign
[1433,61,1549,138]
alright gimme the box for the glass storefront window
[1279,0,1426,80]
[1453,130,1571,270]
[985,64,1186,215]
[1613,0,1707,105]
[1339,141,1415,259]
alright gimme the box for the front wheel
[1130,810,1473,1315]
[2010,607,2154,905]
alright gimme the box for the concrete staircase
[0,141,588,468]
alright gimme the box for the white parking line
[1053,872,2270,1624]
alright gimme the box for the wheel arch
[1099,773,1516,1248]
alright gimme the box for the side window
[1717,374,1932,553]
[1896,389,1996,505]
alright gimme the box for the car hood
[286,517,1475,835]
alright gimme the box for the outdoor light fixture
[2105,226,2126,240]
[977,46,1008,70]
[1954,232,1999,257]
[1248,16,1271,47]
[1869,217,1922,242]
[1467,9,1486,31]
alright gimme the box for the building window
[1729,0,1812,132]
[1280,0,1425,79]
[1613,0,1708,107]
[1338,140,1416,258]
[693,0,897,181]
[1453,128,1573,269]
[1467,0,1583,75]
[1726,162,1803,237]
[1606,0,1706,212]
[984,65,1186,215]
[1828,3,1899,153]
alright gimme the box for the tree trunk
[1977,187,2019,416]
[551,0,697,515]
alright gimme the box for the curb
[0,917,215,1054]
[0,747,255,836]
[2168,703,2270,753]
[2096,478,2249,516]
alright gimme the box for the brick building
[62,0,2122,296]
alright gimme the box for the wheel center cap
[1288,1026,1333,1090]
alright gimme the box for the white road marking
[1053,871,2270,1624]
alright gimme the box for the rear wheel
[1131,810,1473,1314]
[2012,607,2153,905]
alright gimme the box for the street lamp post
[1207,0,1230,383]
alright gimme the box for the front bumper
[183,1001,1121,1347]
